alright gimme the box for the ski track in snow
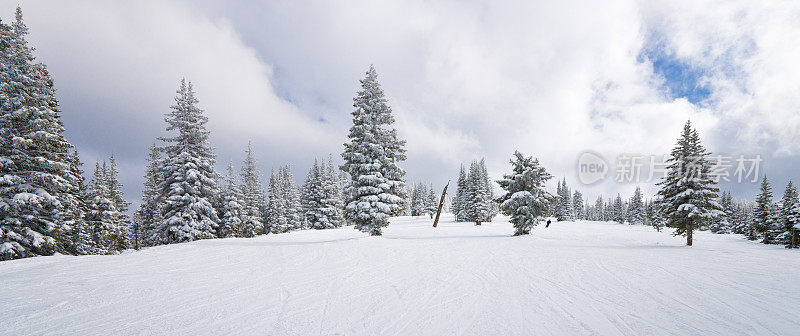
[1,215,799,335]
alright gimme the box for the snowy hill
[1,215,799,335]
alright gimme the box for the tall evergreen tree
[466,161,492,225]
[556,178,574,221]
[656,120,721,246]
[320,155,345,228]
[156,79,220,244]
[425,184,438,219]
[219,162,246,238]
[0,9,85,260]
[753,175,781,243]
[594,196,604,221]
[341,65,406,236]
[134,144,162,247]
[628,187,644,225]
[611,194,625,224]
[454,164,468,221]
[85,161,126,254]
[780,181,799,246]
[572,190,584,220]
[240,142,265,236]
[496,151,553,235]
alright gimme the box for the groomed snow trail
[1,215,799,335]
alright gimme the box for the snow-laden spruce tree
[425,184,438,218]
[0,9,85,260]
[466,161,493,225]
[409,183,424,216]
[479,159,497,221]
[556,178,574,221]
[85,161,127,254]
[219,162,246,238]
[240,142,265,236]
[341,65,407,236]
[611,194,625,224]
[266,169,284,233]
[628,187,644,225]
[496,151,554,235]
[594,196,604,221]
[301,159,325,229]
[453,164,467,221]
[134,144,162,246]
[780,181,799,247]
[320,156,345,228]
[268,166,304,233]
[710,191,734,234]
[67,150,92,255]
[656,120,721,246]
[573,190,584,220]
[753,175,783,244]
[156,79,220,244]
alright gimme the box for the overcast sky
[2,0,800,208]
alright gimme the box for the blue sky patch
[639,47,711,104]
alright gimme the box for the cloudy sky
[2,0,800,207]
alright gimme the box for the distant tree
[628,187,644,225]
[573,190,585,220]
[134,144,162,247]
[779,181,800,247]
[753,175,776,242]
[454,165,468,221]
[240,142,265,236]
[219,162,246,238]
[466,161,493,225]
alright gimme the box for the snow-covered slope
[1,215,799,335]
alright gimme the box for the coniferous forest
[2,6,799,262]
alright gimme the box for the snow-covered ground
[1,215,799,335]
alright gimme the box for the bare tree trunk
[792,229,797,249]
[687,221,693,246]
[475,221,481,226]
[433,181,450,228]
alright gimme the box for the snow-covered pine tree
[649,198,666,232]
[710,191,734,234]
[556,178,574,221]
[573,190,584,220]
[479,159,497,221]
[780,181,799,247]
[134,144,162,247]
[410,183,426,216]
[67,150,92,255]
[301,159,326,229]
[402,185,413,216]
[655,120,721,246]
[496,151,554,235]
[219,161,247,238]
[454,164,468,221]
[628,187,644,225]
[240,142,265,236]
[156,79,220,244]
[85,161,127,254]
[282,165,304,230]
[0,9,85,260]
[425,184,438,219]
[753,175,775,241]
[466,161,492,225]
[266,169,287,234]
[105,154,131,246]
[341,65,407,236]
[611,194,625,224]
[594,196,604,221]
[320,155,345,228]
